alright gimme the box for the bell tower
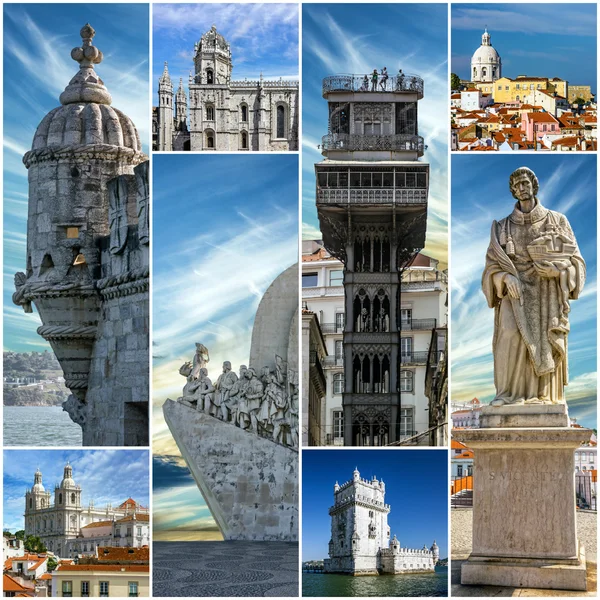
[158,61,174,150]
[193,25,232,85]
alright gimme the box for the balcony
[401,351,428,365]
[322,74,424,98]
[320,323,344,334]
[401,318,436,331]
[317,188,427,205]
[323,356,344,368]
[302,285,345,298]
[321,133,425,156]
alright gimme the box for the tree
[451,73,461,91]
[24,535,47,553]
[572,97,587,106]
[46,557,58,572]
[14,530,25,541]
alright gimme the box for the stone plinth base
[453,425,592,591]
[163,399,298,542]
[480,403,569,428]
[461,546,587,591]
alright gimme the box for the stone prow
[163,398,298,542]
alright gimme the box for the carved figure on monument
[179,361,202,405]
[482,167,585,406]
[196,368,215,413]
[244,368,265,431]
[191,343,210,379]
[213,361,238,421]
[227,364,248,425]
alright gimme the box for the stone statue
[482,167,585,406]
[176,345,299,448]
[213,361,238,421]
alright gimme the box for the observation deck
[322,73,424,99]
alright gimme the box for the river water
[4,406,82,446]
[303,566,448,597]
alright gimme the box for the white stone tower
[471,28,501,83]
[326,468,391,574]
[175,77,188,131]
[315,70,429,445]
[158,61,174,150]
[25,468,51,514]
[54,464,82,538]
[189,25,233,150]
[430,539,440,564]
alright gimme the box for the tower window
[206,133,215,148]
[241,104,248,122]
[277,105,285,138]
[71,492,76,504]
[66,227,79,239]
[59,493,63,504]
[206,69,214,84]
[241,131,248,149]
[206,105,215,121]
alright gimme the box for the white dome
[472,44,500,64]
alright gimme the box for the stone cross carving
[177,344,298,449]
[482,167,585,406]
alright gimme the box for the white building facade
[24,465,149,559]
[324,468,438,575]
[302,243,447,445]
[155,26,298,152]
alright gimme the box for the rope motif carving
[37,325,97,340]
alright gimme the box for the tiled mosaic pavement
[153,541,299,597]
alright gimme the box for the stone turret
[158,61,174,150]
[14,24,149,447]
[431,539,439,564]
[175,77,188,131]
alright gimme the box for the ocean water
[4,406,83,446]
[303,566,448,597]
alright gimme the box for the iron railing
[322,74,424,97]
[320,323,345,334]
[321,133,425,155]
[323,356,344,367]
[451,475,474,508]
[576,473,597,510]
[401,351,429,365]
[317,188,428,205]
[401,318,437,331]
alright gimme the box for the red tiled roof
[96,547,150,562]
[3,574,33,593]
[56,564,149,572]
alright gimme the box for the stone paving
[153,541,299,597]
[451,509,597,597]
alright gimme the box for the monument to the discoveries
[13,25,149,446]
[454,167,592,590]
[163,264,299,541]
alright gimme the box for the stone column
[454,405,592,591]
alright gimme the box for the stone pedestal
[453,424,592,591]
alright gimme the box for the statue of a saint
[482,167,585,406]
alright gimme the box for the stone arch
[241,131,248,149]
[205,129,215,149]
[274,101,288,139]
[206,68,214,84]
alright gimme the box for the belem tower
[12,24,149,446]
[154,25,299,151]
[324,468,438,575]
[24,464,149,559]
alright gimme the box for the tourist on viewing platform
[380,66,389,90]
[361,74,369,91]
[397,68,405,90]
[371,68,378,91]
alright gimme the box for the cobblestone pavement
[451,509,597,597]
[153,541,299,597]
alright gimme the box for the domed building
[471,29,501,83]
[13,24,150,446]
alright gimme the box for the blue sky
[3,3,149,353]
[302,3,448,264]
[451,155,597,429]
[152,154,298,539]
[452,3,597,88]
[152,3,299,106]
[3,450,149,533]
[302,449,448,562]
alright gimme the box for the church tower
[54,463,82,539]
[158,61,174,150]
[25,468,52,536]
[471,28,501,83]
[325,468,390,575]
[190,25,233,151]
[315,70,429,445]
[175,77,188,132]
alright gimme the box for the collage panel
[450,155,597,595]
[451,2,597,151]
[302,448,448,596]
[151,154,300,597]
[152,2,299,152]
[3,3,151,448]
[3,449,150,597]
[301,2,449,448]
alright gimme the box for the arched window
[206,105,214,121]
[241,104,248,122]
[71,493,76,504]
[241,131,248,149]
[206,69,213,84]
[473,67,477,78]
[206,131,215,149]
[277,105,285,138]
[29,498,32,509]
[59,493,63,504]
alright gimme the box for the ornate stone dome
[199,25,230,53]
[28,24,142,154]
